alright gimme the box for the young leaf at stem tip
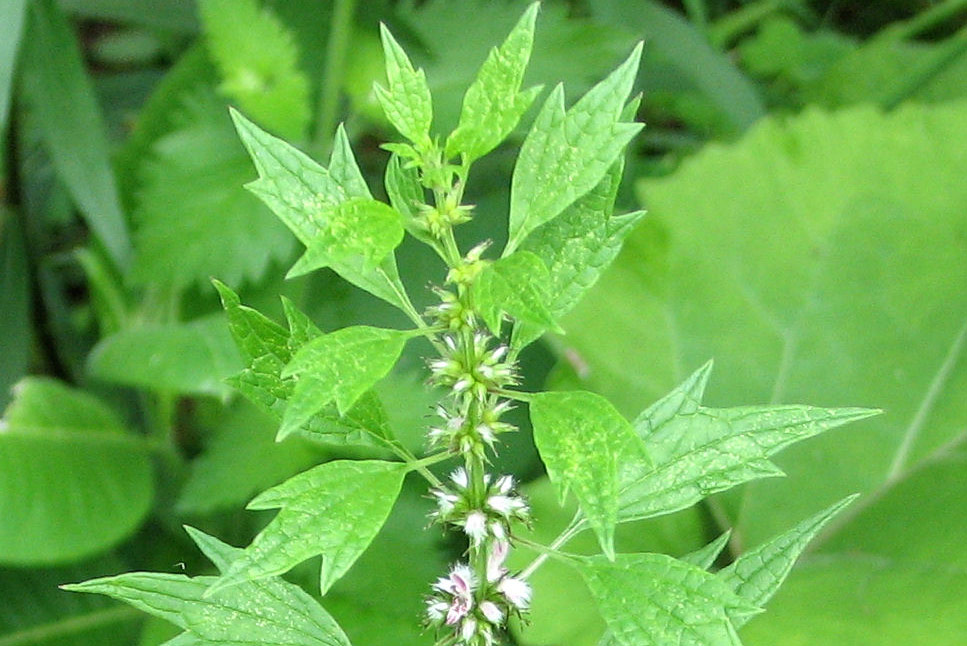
[375,23,433,148]
[445,1,543,163]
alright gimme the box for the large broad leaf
[65,528,352,646]
[445,2,541,162]
[563,102,967,641]
[0,378,153,565]
[130,90,295,289]
[20,0,130,267]
[209,460,407,596]
[0,0,26,131]
[576,553,759,646]
[530,390,650,558]
[0,558,142,646]
[198,0,310,140]
[506,44,643,255]
[87,315,243,397]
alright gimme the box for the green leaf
[87,316,243,397]
[681,531,732,570]
[530,390,650,559]
[282,325,410,424]
[287,198,405,278]
[0,0,26,131]
[0,212,31,410]
[0,558,142,646]
[0,378,153,565]
[718,495,857,627]
[231,108,413,311]
[576,553,759,646]
[198,0,310,140]
[209,459,407,595]
[130,90,295,289]
[384,154,431,243]
[475,250,560,335]
[374,24,433,146]
[21,0,130,267]
[215,283,394,445]
[518,154,643,345]
[618,363,878,523]
[445,2,541,162]
[177,401,321,515]
[505,43,643,255]
[65,530,352,646]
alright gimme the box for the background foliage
[1,0,965,644]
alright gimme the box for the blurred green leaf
[0,558,142,646]
[199,0,310,140]
[177,401,322,515]
[88,316,243,397]
[0,211,31,409]
[564,101,967,641]
[0,0,27,131]
[59,0,198,33]
[130,91,295,290]
[0,378,153,565]
[210,460,407,595]
[21,0,131,267]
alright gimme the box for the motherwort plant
[66,5,878,645]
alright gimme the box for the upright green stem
[315,0,357,152]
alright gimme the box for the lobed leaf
[717,495,858,627]
[231,108,412,311]
[208,460,407,596]
[530,391,651,559]
[279,326,411,437]
[505,43,643,255]
[374,24,433,147]
[445,2,541,162]
[198,0,310,139]
[474,251,560,336]
[0,379,152,565]
[577,553,758,646]
[616,364,879,524]
[65,529,352,646]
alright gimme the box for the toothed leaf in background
[231,108,413,311]
[506,43,643,255]
[65,530,352,646]
[578,553,759,646]
[475,250,559,336]
[445,2,541,162]
[530,390,651,559]
[87,315,242,397]
[209,460,407,596]
[0,379,152,565]
[198,0,309,140]
[130,91,294,289]
[374,24,433,147]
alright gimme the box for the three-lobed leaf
[375,24,433,147]
[505,42,643,255]
[617,363,879,524]
[578,553,759,646]
[279,325,412,437]
[474,250,560,336]
[208,459,407,596]
[445,1,542,162]
[65,528,352,646]
[529,390,650,559]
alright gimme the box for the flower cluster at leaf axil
[431,468,530,545]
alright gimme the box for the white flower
[498,576,531,610]
[462,510,488,545]
[431,488,459,516]
[426,599,448,622]
[487,541,509,582]
[461,616,477,641]
[450,467,469,489]
[494,474,514,494]
[480,600,504,625]
[489,520,506,541]
[430,563,476,626]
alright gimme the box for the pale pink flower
[498,576,531,610]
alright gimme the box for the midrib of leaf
[0,425,155,450]
[886,316,967,480]
[0,605,139,646]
